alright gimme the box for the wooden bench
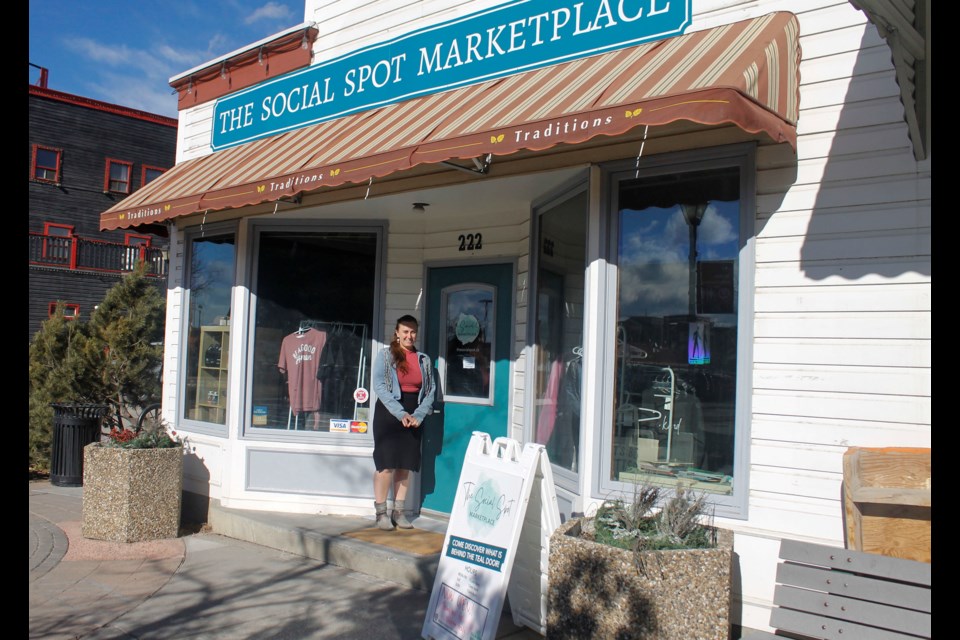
[742,538,931,640]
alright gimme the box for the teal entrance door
[420,263,513,514]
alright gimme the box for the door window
[440,284,495,404]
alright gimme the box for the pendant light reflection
[681,202,710,365]
[680,202,708,316]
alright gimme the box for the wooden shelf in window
[195,325,230,423]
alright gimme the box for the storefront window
[248,227,379,433]
[532,188,588,472]
[611,166,740,495]
[183,232,236,426]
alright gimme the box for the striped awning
[101,11,800,231]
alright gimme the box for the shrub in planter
[547,485,733,640]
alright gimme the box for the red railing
[29,233,167,278]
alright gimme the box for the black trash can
[49,403,110,487]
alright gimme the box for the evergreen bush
[28,307,95,471]
[28,263,165,472]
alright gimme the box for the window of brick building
[142,165,166,186]
[48,302,80,319]
[104,158,133,194]
[32,145,62,183]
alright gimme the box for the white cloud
[698,207,736,246]
[245,1,295,24]
[203,33,234,59]
[62,37,134,67]
[88,70,180,118]
[618,261,688,316]
[63,36,179,79]
[154,43,203,69]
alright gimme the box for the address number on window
[458,233,483,251]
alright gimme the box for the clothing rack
[287,319,369,429]
[297,319,366,335]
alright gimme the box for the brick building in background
[28,65,177,342]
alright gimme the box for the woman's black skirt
[372,391,423,472]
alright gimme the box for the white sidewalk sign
[506,437,560,635]
[422,432,560,640]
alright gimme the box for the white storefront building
[101,0,930,633]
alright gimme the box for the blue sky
[29,1,306,119]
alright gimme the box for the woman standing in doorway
[371,314,436,530]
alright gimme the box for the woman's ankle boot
[392,499,413,529]
[375,501,394,530]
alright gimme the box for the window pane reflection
[184,234,236,425]
[533,190,587,472]
[613,167,739,494]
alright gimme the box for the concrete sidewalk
[29,480,543,640]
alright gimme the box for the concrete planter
[81,443,184,543]
[547,518,733,640]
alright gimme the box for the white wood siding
[723,0,929,630]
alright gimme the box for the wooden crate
[842,447,931,563]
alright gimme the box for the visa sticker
[330,419,350,433]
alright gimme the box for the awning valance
[101,11,800,231]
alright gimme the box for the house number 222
[458,233,483,251]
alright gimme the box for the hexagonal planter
[547,518,733,640]
[81,443,183,543]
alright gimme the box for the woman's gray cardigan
[371,347,436,423]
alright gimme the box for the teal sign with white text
[211,0,690,150]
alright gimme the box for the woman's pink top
[398,348,423,393]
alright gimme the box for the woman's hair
[390,314,419,373]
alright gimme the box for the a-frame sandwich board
[422,432,559,640]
